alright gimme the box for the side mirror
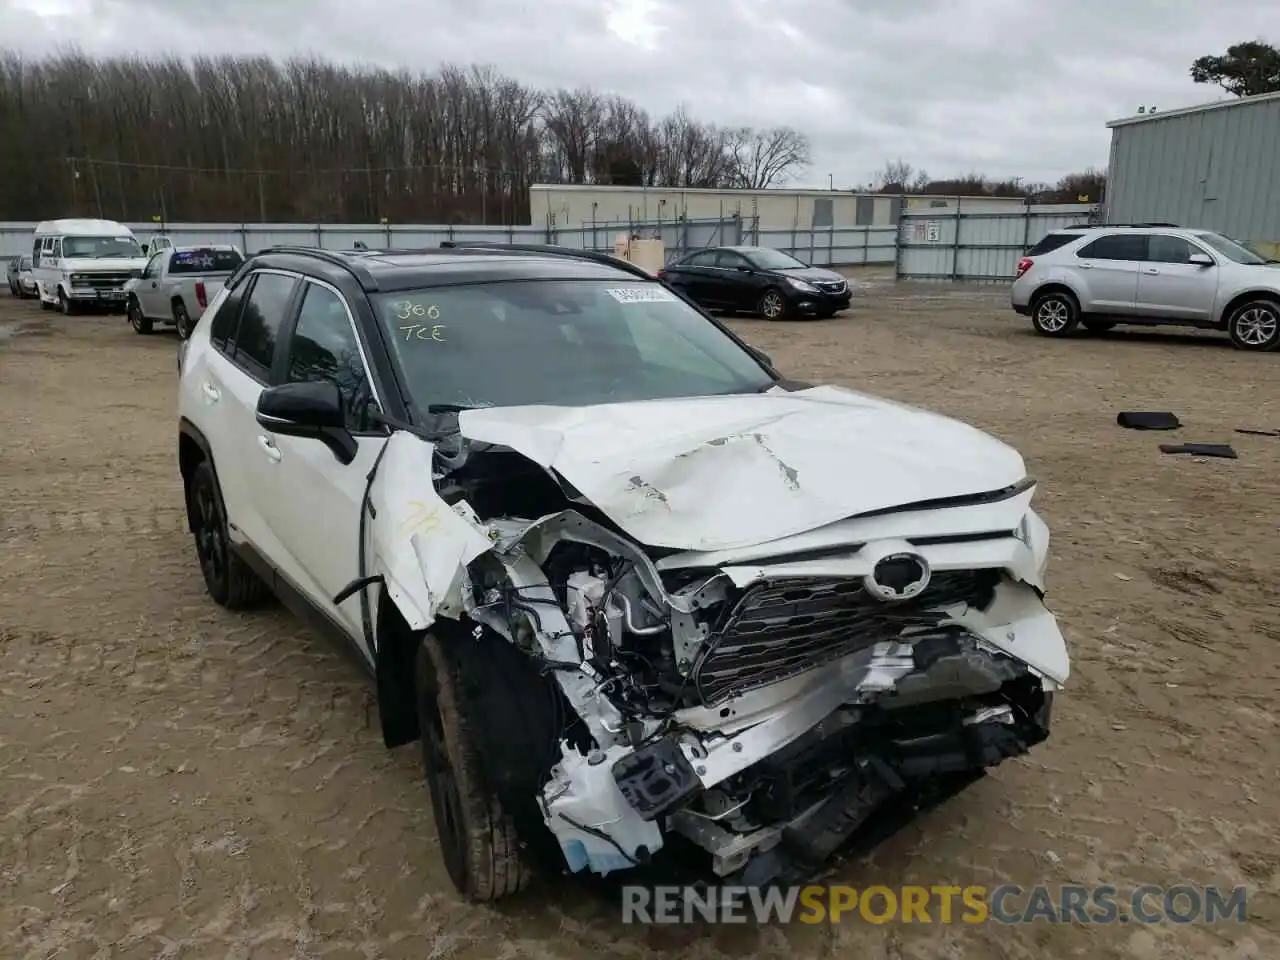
[735,264,753,273]
[746,345,773,366]
[256,380,357,464]
[1188,253,1213,266]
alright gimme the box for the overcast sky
[3,0,1276,187]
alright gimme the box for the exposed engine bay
[366,392,1070,888]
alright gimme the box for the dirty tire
[58,288,76,316]
[1030,290,1079,337]
[173,300,193,340]
[1226,298,1280,352]
[1082,318,1116,333]
[416,631,536,902]
[129,298,153,335]
[185,460,271,609]
[758,287,788,321]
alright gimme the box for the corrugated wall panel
[1106,97,1280,245]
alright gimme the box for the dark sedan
[658,246,851,320]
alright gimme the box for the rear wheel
[173,300,193,340]
[128,298,153,334]
[185,460,270,609]
[1030,290,1079,336]
[1226,298,1280,351]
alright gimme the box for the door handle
[1143,268,1160,275]
[257,436,282,462]
[1077,263,1093,269]
[201,382,220,403]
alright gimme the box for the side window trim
[276,277,386,430]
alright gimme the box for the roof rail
[438,240,656,280]
[252,244,381,290]
[1065,221,1180,229]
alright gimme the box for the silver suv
[1010,225,1280,351]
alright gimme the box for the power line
[64,155,532,178]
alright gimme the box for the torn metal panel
[456,384,1029,552]
[367,431,494,631]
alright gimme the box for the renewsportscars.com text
[621,883,1249,925]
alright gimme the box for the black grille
[818,280,847,294]
[691,570,1000,705]
[74,272,132,291]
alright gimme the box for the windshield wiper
[425,403,475,413]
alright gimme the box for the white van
[31,219,149,314]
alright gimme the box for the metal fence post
[950,200,961,282]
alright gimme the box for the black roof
[242,243,653,293]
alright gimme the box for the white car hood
[59,257,146,272]
[456,384,1027,552]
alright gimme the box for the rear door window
[231,272,299,381]
[1076,234,1147,261]
[682,251,718,267]
[209,276,251,352]
[1026,233,1078,256]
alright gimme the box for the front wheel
[415,630,542,902]
[1031,291,1079,336]
[758,288,788,321]
[1227,299,1280,351]
[57,288,76,315]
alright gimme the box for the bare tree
[874,158,914,192]
[726,126,812,189]
[0,49,1106,224]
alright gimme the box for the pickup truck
[126,244,244,339]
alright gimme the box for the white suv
[1010,225,1280,351]
[177,243,1068,902]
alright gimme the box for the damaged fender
[367,431,494,632]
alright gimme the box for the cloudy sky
[3,0,1276,187]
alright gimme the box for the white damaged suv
[176,243,1069,900]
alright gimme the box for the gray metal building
[1105,90,1280,257]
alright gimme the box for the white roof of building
[1107,89,1280,128]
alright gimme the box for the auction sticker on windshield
[606,286,677,304]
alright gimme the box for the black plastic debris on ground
[1117,411,1181,430]
[1159,443,1238,459]
[1235,428,1280,438]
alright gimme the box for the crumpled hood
[456,384,1027,553]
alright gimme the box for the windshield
[744,248,809,271]
[1194,232,1267,265]
[62,235,143,259]
[373,279,775,413]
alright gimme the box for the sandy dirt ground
[1,272,1277,960]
